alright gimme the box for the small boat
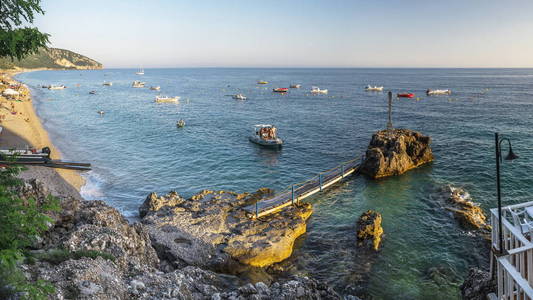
[155,95,180,103]
[365,85,384,91]
[426,89,451,95]
[249,125,283,149]
[136,67,144,75]
[273,88,288,93]
[397,93,415,98]
[132,81,145,88]
[48,85,66,90]
[232,94,247,100]
[150,86,161,91]
[176,120,185,128]
[89,91,96,95]
[41,85,49,88]
[290,84,301,88]
[257,81,268,84]
[97,110,105,115]
[311,86,328,94]
[103,82,112,86]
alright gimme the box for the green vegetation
[0,47,103,70]
[30,248,116,265]
[0,164,60,300]
[0,0,50,60]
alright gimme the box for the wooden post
[291,184,295,205]
[319,174,323,191]
[255,202,258,218]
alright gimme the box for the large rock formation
[360,129,433,179]
[356,210,384,251]
[141,189,313,270]
[0,47,102,70]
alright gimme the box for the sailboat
[135,67,144,75]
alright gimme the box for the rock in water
[443,186,491,234]
[356,210,383,251]
[360,128,434,179]
[460,268,495,300]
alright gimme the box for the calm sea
[16,68,533,299]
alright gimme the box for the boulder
[460,267,495,300]
[356,210,383,251]
[141,189,313,270]
[360,128,433,179]
[443,186,491,235]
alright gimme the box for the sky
[32,0,533,68]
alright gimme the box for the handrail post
[319,174,323,191]
[292,184,295,205]
[255,202,258,218]
[341,164,344,178]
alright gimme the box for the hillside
[0,48,102,70]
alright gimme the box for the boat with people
[273,88,288,93]
[150,86,161,91]
[397,93,415,98]
[249,124,283,149]
[290,84,301,88]
[426,89,451,95]
[176,120,185,128]
[48,85,66,90]
[136,67,144,75]
[103,82,112,86]
[132,81,145,88]
[311,86,328,94]
[365,85,384,91]
[232,94,247,100]
[257,81,268,84]
[155,95,180,103]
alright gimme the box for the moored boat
[132,81,145,88]
[426,89,451,95]
[232,94,247,100]
[290,84,301,88]
[150,86,161,91]
[89,91,96,95]
[103,82,112,86]
[257,81,268,84]
[48,85,66,90]
[311,86,328,94]
[273,88,288,93]
[136,67,144,75]
[177,120,185,128]
[249,125,283,149]
[397,93,415,98]
[155,95,180,103]
[365,85,384,91]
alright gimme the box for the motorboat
[48,85,66,90]
[311,86,328,94]
[249,125,283,149]
[397,93,415,98]
[290,84,301,88]
[365,85,384,91]
[97,110,105,115]
[136,67,144,75]
[103,82,112,86]
[177,120,185,128]
[257,81,268,84]
[155,95,180,103]
[132,81,145,88]
[426,89,451,95]
[150,86,161,91]
[273,88,288,93]
[232,94,247,100]
[89,91,96,95]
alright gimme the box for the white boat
[249,124,283,149]
[136,67,144,75]
[103,82,112,86]
[426,89,451,95]
[132,81,145,88]
[311,86,328,94]
[97,110,105,115]
[150,86,160,91]
[155,95,180,103]
[232,94,247,100]
[290,84,301,88]
[177,120,185,128]
[365,85,384,91]
[48,85,66,90]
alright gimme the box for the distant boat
[155,95,180,103]
[103,82,112,86]
[249,124,283,149]
[290,84,301,88]
[132,81,145,88]
[177,120,185,128]
[365,85,384,91]
[48,85,66,90]
[232,94,247,100]
[426,89,451,95]
[97,110,105,115]
[89,91,96,95]
[273,88,288,93]
[257,81,268,84]
[397,93,415,98]
[311,86,328,94]
[136,67,144,75]
[150,86,160,91]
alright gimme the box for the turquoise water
[16,68,533,299]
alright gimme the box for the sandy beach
[0,69,84,199]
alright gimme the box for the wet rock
[139,191,184,218]
[443,186,491,235]
[460,267,495,300]
[356,210,384,251]
[360,128,433,179]
[141,189,312,269]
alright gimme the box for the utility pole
[387,91,393,132]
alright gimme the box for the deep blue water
[16,68,533,299]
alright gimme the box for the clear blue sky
[34,0,533,68]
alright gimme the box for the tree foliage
[0,0,49,60]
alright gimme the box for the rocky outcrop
[460,268,495,300]
[360,129,433,179]
[442,186,490,234]
[141,189,312,270]
[0,47,102,70]
[356,210,383,251]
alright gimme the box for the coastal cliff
[360,128,434,178]
[0,48,102,70]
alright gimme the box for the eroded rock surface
[442,186,491,235]
[356,210,384,251]
[360,128,433,178]
[141,189,313,270]
[460,267,495,300]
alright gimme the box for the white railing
[491,202,533,299]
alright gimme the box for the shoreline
[0,69,85,197]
